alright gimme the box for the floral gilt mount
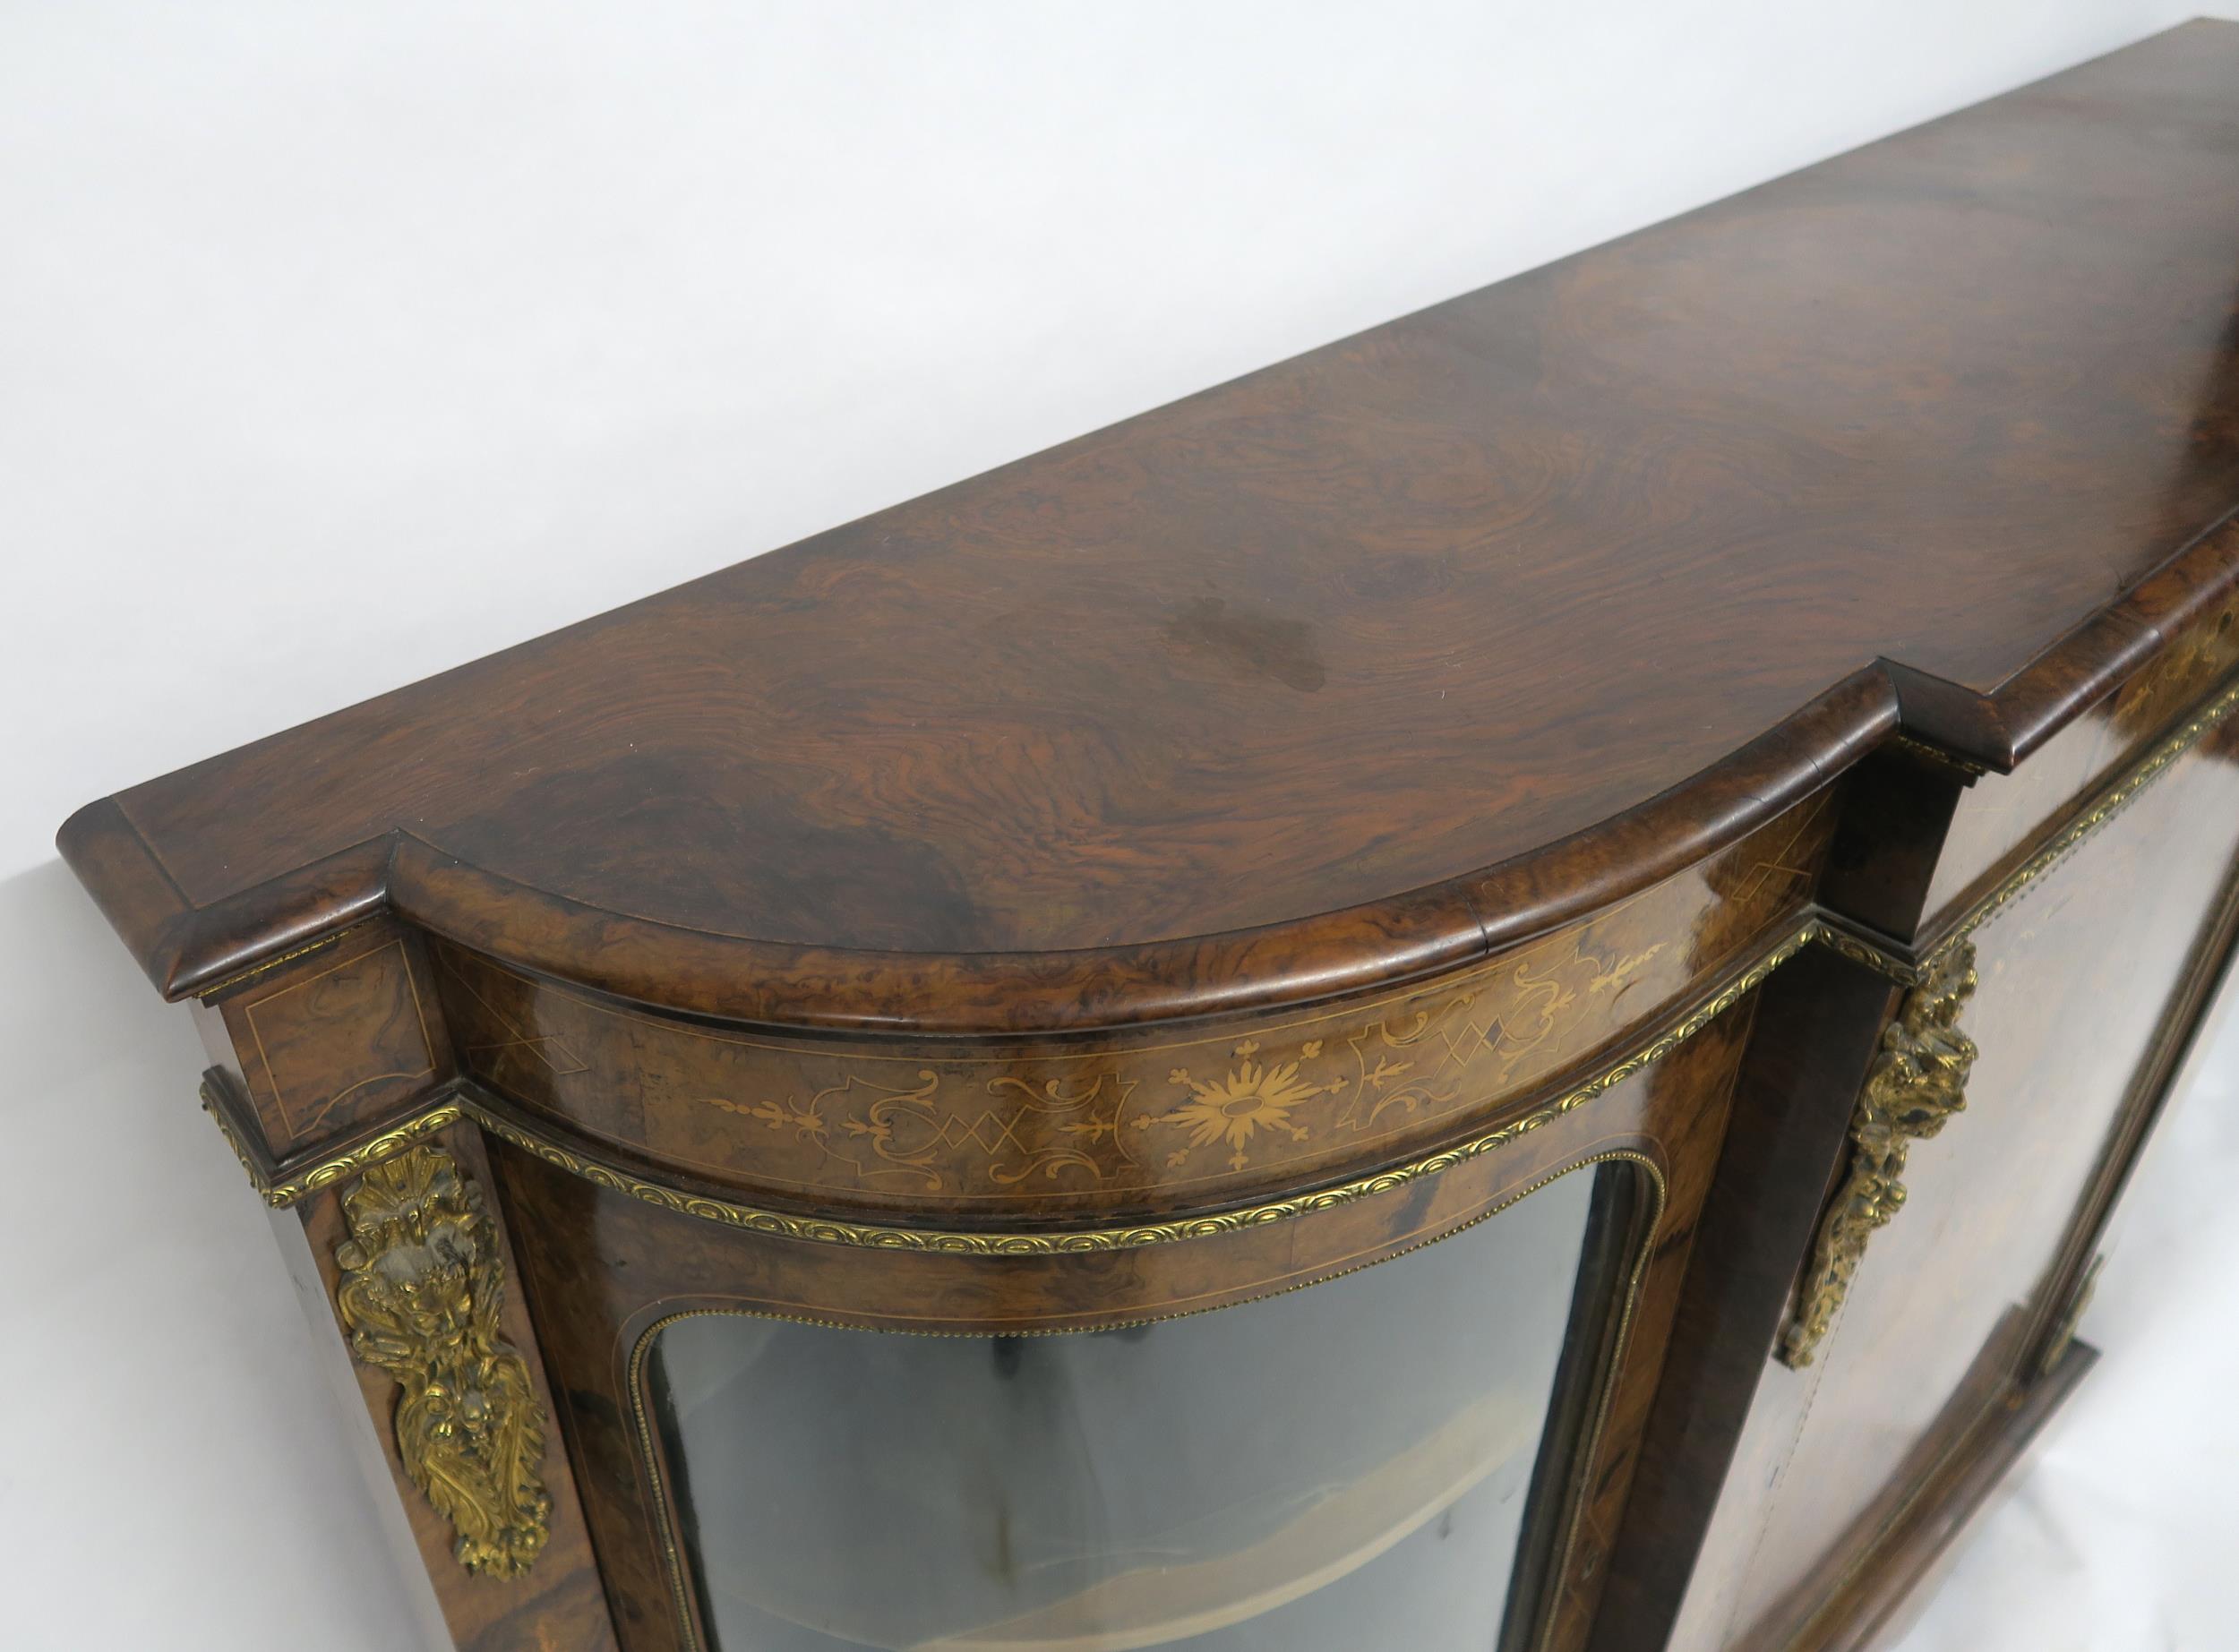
[333,1143,553,1575]
[1779,942,1980,1368]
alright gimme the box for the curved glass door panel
[645,1163,1638,1651]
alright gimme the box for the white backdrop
[2,5,2232,1648]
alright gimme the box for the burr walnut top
[60,21,2239,1032]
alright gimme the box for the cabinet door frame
[484,933,1802,1652]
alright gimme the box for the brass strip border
[193,918,382,1002]
[1811,670,2239,987]
[1927,674,2239,966]
[1891,732,1991,778]
[622,1150,1669,1652]
[202,666,2239,1240]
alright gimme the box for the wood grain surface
[56,21,2239,1033]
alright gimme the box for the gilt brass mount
[333,1143,553,1576]
[1780,942,1980,1367]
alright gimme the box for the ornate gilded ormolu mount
[1779,942,1980,1368]
[333,1143,553,1576]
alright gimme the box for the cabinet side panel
[1589,948,1902,1650]
[1674,715,2239,1648]
[290,1122,622,1652]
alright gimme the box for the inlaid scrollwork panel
[430,797,1832,1218]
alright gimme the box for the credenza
[59,21,2239,1651]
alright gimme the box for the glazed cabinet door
[635,1162,1636,1652]
[468,914,1809,1652]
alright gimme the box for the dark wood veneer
[1588,947,1904,1652]
[495,1011,1756,1652]
[287,1121,622,1652]
[50,24,2239,1652]
[59,21,2239,1035]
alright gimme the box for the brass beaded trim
[623,1150,1670,1652]
[192,919,380,1002]
[1809,922,1921,985]
[202,1079,463,1206]
[1891,732,1992,777]
[221,926,1807,1246]
[203,670,2239,1243]
[1805,671,2239,987]
[1926,675,2239,966]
